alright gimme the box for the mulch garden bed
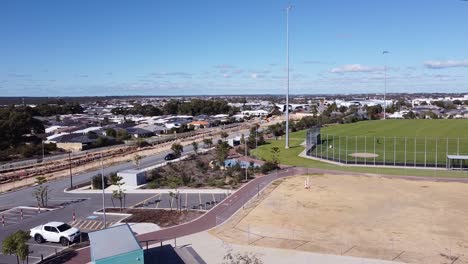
[105,208,204,228]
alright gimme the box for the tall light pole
[383,51,390,120]
[100,153,107,229]
[285,5,293,149]
[68,152,73,189]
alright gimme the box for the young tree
[192,141,199,155]
[203,138,213,148]
[270,147,281,166]
[216,141,230,164]
[220,131,229,141]
[2,230,30,264]
[133,154,142,169]
[33,176,49,208]
[171,143,184,157]
[168,190,181,212]
[240,134,245,145]
[111,175,126,212]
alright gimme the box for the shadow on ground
[145,244,185,264]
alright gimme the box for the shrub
[91,174,109,189]
[260,161,280,174]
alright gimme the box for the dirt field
[212,174,468,264]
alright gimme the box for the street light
[100,153,107,229]
[285,5,293,149]
[68,151,73,189]
[382,51,390,120]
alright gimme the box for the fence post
[435,137,438,168]
[394,136,396,166]
[355,136,357,165]
[338,136,341,163]
[345,136,348,164]
[404,137,407,167]
[424,137,427,167]
[457,137,460,155]
[414,137,417,167]
[446,137,449,167]
[333,135,335,161]
[326,134,329,160]
[316,133,319,157]
[320,134,324,158]
[373,136,376,165]
[364,136,367,165]
[383,136,386,166]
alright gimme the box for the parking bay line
[82,221,95,230]
[89,221,100,230]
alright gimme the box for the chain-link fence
[306,130,468,169]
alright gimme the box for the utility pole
[68,152,73,189]
[100,153,107,229]
[285,5,293,149]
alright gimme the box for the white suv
[30,222,80,246]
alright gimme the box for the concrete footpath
[158,231,404,264]
[66,185,231,194]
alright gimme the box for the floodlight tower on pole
[383,51,390,120]
[285,5,293,149]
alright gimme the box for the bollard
[20,209,23,220]
[73,210,76,223]
[38,206,41,214]
[41,254,43,261]
[146,241,148,251]
[2,215,4,227]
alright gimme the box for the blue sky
[0,0,467,96]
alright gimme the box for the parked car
[30,222,80,246]
[164,153,177,160]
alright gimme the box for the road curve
[65,166,468,263]
[66,167,303,264]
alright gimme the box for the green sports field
[314,120,468,167]
[251,119,468,178]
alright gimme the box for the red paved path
[66,166,468,263]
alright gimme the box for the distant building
[188,120,210,129]
[126,127,154,138]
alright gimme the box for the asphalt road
[0,146,196,263]
[0,131,249,263]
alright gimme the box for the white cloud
[251,73,258,79]
[330,64,382,73]
[424,60,468,69]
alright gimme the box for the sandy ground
[212,174,468,264]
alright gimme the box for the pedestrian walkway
[69,219,115,231]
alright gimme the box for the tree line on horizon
[111,99,239,117]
